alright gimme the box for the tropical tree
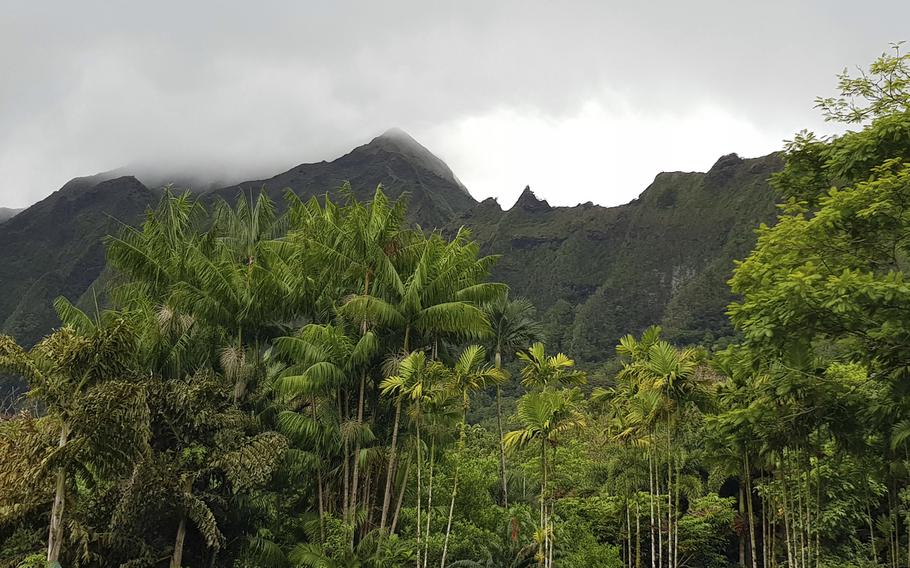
[483,294,543,508]
[516,343,585,392]
[439,345,506,567]
[0,313,150,565]
[504,389,586,568]
[380,350,446,564]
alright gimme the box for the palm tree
[343,229,499,531]
[274,324,378,538]
[380,350,445,563]
[504,389,586,567]
[439,345,507,567]
[516,343,585,392]
[483,294,543,508]
[108,190,306,404]
[616,327,710,568]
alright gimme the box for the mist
[1,0,906,208]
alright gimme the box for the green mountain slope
[448,153,782,360]
[208,128,477,226]
[0,131,476,354]
[0,133,781,380]
[0,176,161,348]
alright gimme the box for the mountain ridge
[0,131,781,390]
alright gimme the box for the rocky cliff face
[447,153,783,359]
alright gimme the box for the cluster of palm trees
[594,326,711,568]
[0,186,568,567]
[7,185,906,568]
[504,344,586,568]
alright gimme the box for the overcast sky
[0,1,907,209]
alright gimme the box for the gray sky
[1,1,906,209]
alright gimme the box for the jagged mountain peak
[355,128,469,195]
[512,186,550,212]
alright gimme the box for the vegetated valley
[2,50,910,568]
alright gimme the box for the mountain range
[0,129,781,384]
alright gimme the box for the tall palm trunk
[636,499,642,568]
[868,501,878,565]
[540,438,547,567]
[383,326,411,531]
[380,400,402,531]
[495,349,509,508]
[349,372,366,550]
[626,499,633,568]
[47,423,69,565]
[666,427,673,568]
[312,399,326,541]
[673,463,680,568]
[441,397,469,568]
[391,458,412,534]
[783,466,795,568]
[343,390,351,517]
[351,274,371,546]
[416,407,423,568]
[656,464,663,568]
[440,469,459,568]
[649,450,656,568]
[423,439,436,568]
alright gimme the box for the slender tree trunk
[636,499,642,568]
[869,502,878,565]
[343,389,351,518]
[495,349,509,508]
[362,466,373,540]
[626,499,633,568]
[349,373,367,549]
[312,399,326,541]
[740,487,747,568]
[746,454,758,568]
[540,439,547,567]
[656,458,663,568]
[380,400,402,531]
[548,500,555,568]
[783,468,795,568]
[171,514,187,568]
[170,476,193,568]
[47,423,69,565]
[649,450,656,568]
[416,409,423,568]
[666,427,673,568]
[773,500,779,568]
[674,463,680,568]
[423,439,436,568]
[440,469,459,568]
[441,400,469,568]
[761,490,768,568]
[391,458,412,534]
[797,459,806,568]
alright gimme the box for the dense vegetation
[0,115,781,379]
[2,47,910,568]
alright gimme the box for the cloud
[0,0,906,207]
[423,97,787,207]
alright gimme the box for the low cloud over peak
[0,1,904,208]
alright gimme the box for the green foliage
[8,47,910,568]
